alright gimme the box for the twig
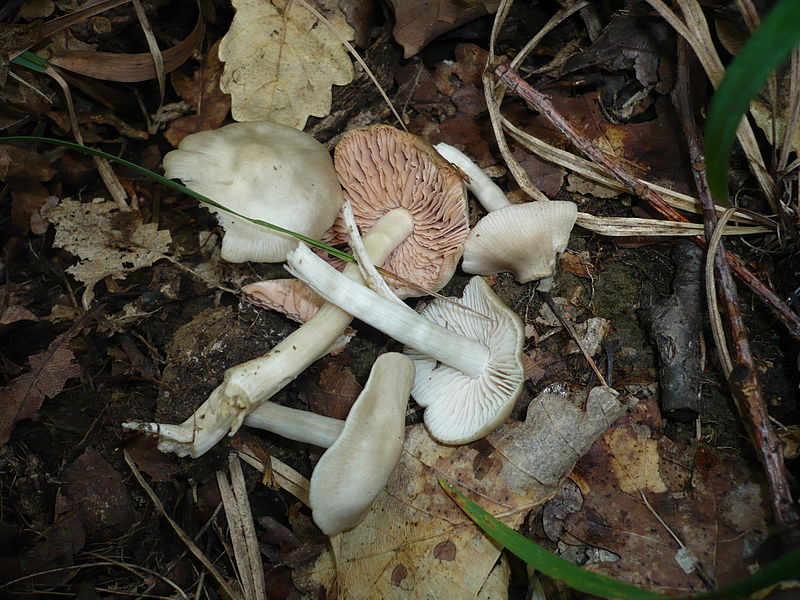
[540,291,607,388]
[672,41,799,533]
[492,61,800,341]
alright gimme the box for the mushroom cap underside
[404,276,525,444]
[328,124,470,298]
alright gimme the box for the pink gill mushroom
[126,125,469,457]
[285,243,525,444]
[435,142,577,286]
[163,121,343,262]
[244,352,415,535]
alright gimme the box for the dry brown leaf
[561,397,769,593]
[45,198,172,308]
[387,0,499,58]
[62,447,136,541]
[292,387,625,599]
[0,331,81,445]
[165,39,231,147]
[219,0,354,128]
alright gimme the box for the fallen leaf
[0,143,57,182]
[45,198,172,309]
[560,397,769,593]
[293,386,625,598]
[387,0,499,58]
[559,250,595,278]
[0,331,81,445]
[219,0,354,128]
[62,447,136,541]
[165,39,232,146]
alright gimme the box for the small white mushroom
[245,352,415,535]
[435,142,577,285]
[285,243,525,444]
[163,121,343,263]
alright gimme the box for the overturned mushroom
[435,142,577,285]
[163,121,343,262]
[127,126,469,457]
[286,243,525,444]
[245,352,414,535]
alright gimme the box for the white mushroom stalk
[435,142,577,285]
[286,244,525,444]
[124,209,414,457]
[246,352,415,536]
[286,244,489,377]
[243,402,344,448]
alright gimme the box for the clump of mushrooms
[435,142,577,287]
[244,352,415,535]
[285,243,525,444]
[126,125,470,457]
[163,121,344,262]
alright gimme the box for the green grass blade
[704,0,800,205]
[440,480,800,599]
[10,51,50,73]
[0,135,354,263]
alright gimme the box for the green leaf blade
[704,0,800,205]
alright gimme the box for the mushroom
[435,142,577,285]
[285,243,525,444]
[126,125,469,457]
[244,352,415,535]
[163,121,343,263]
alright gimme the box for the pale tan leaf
[45,198,172,309]
[292,387,625,599]
[219,0,354,128]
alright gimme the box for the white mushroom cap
[163,121,343,263]
[462,201,578,283]
[309,352,415,535]
[404,276,525,444]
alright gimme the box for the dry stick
[493,61,800,342]
[671,43,799,533]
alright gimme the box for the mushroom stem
[125,208,414,457]
[435,142,512,212]
[243,401,343,447]
[221,208,414,403]
[285,244,489,377]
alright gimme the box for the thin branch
[492,61,800,341]
[672,41,799,532]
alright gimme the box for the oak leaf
[219,0,354,128]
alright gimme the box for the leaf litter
[1,1,798,598]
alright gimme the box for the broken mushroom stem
[285,243,489,377]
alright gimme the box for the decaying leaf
[560,397,769,593]
[293,386,625,598]
[45,198,172,308]
[165,39,231,146]
[0,331,81,445]
[387,0,499,58]
[219,0,354,128]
